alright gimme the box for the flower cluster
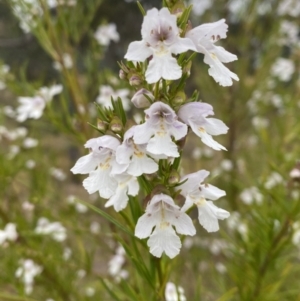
[71,5,237,258]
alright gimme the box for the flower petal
[70,153,98,174]
[203,117,229,135]
[204,51,239,86]
[200,184,226,200]
[135,211,160,239]
[148,226,181,259]
[147,134,179,157]
[83,169,117,198]
[189,121,227,151]
[177,170,210,197]
[197,200,230,232]
[125,40,152,62]
[166,210,196,236]
[146,54,182,84]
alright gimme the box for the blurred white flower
[264,172,284,189]
[25,160,36,169]
[279,21,300,47]
[22,201,35,211]
[0,64,9,90]
[53,53,73,71]
[76,269,86,279]
[215,262,227,274]
[165,282,186,301]
[252,116,269,129]
[220,159,233,171]
[271,58,295,82]
[108,245,128,281]
[190,0,212,16]
[23,137,38,148]
[90,221,101,234]
[15,259,42,295]
[8,145,20,159]
[209,239,229,255]
[96,85,130,111]
[0,223,18,246]
[94,23,120,46]
[50,167,67,181]
[34,217,67,242]
[192,147,202,159]
[227,212,248,239]
[3,106,15,118]
[85,287,96,297]
[240,187,263,205]
[63,247,72,261]
[16,84,63,122]
[277,0,300,17]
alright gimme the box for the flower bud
[109,116,123,133]
[119,69,126,80]
[172,91,186,106]
[171,3,185,18]
[97,119,107,132]
[168,169,180,185]
[290,162,300,182]
[131,89,154,108]
[129,75,143,86]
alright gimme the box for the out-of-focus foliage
[0,0,300,300]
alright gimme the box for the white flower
[186,19,239,86]
[104,174,139,212]
[71,136,127,198]
[251,116,269,130]
[125,7,196,83]
[16,84,62,122]
[178,102,228,151]
[264,172,284,190]
[53,53,73,71]
[0,223,18,246]
[277,0,300,17]
[176,170,229,232]
[94,23,120,46]
[116,126,158,176]
[15,259,42,295]
[240,187,263,205]
[135,193,196,258]
[96,85,130,111]
[23,137,38,148]
[133,102,187,158]
[108,245,128,281]
[34,217,67,242]
[50,167,67,181]
[165,282,187,301]
[190,0,212,16]
[271,58,295,82]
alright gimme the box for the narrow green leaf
[77,200,134,237]
[215,287,238,301]
[137,1,146,16]
[87,122,105,135]
[99,278,123,301]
